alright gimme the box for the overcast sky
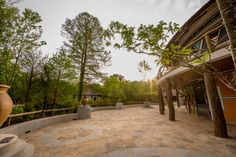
[16,0,208,81]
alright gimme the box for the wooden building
[157,0,236,125]
[82,88,102,101]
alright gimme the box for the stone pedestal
[116,102,123,110]
[0,134,34,157]
[144,101,151,108]
[77,105,92,119]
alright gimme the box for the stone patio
[21,106,236,157]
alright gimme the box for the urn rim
[0,84,11,91]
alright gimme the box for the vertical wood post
[166,78,175,121]
[157,85,164,114]
[176,89,180,108]
[202,64,228,138]
[185,89,192,113]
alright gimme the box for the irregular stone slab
[20,106,236,157]
[39,125,102,146]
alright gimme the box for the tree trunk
[43,77,50,109]
[202,64,228,138]
[157,85,164,114]
[187,100,192,113]
[78,49,87,101]
[52,86,58,109]
[216,0,236,70]
[25,67,34,103]
[24,67,34,112]
[78,24,89,102]
[78,68,85,101]
[52,71,61,109]
[43,87,48,109]
[166,78,175,121]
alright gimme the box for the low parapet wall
[0,113,78,136]
[92,104,143,111]
[0,104,144,136]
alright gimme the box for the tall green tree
[20,50,46,103]
[40,61,52,109]
[103,75,126,102]
[62,12,111,101]
[0,0,18,84]
[0,7,46,87]
[48,48,75,109]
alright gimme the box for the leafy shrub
[12,106,24,114]
[88,98,114,107]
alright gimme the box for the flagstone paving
[21,106,236,157]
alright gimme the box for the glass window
[193,40,201,49]
[210,31,218,46]
[201,39,208,51]
[217,27,229,44]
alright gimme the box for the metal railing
[6,107,77,126]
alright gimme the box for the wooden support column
[166,78,175,121]
[184,89,191,113]
[202,64,228,138]
[176,89,180,108]
[157,85,164,114]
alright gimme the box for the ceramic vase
[0,85,13,127]
[82,97,88,106]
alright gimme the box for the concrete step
[0,134,34,157]
[0,134,18,155]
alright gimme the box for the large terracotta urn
[82,97,89,106]
[0,85,13,127]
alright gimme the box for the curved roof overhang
[167,0,219,48]
[156,0,232,88]
[157,47,232,88]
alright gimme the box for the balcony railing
[185,24,230,61]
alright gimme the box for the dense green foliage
[0,1,158,113]
[101,74,158,103]
[0,1,78,111]
[107,21,195,77]
[62,12,111,101]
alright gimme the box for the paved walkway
[21,106,236,157]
